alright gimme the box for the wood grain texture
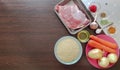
[0,0,119,70]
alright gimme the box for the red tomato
[89,5,97,13]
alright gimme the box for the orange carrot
[90,35,117,49]
[88,40,116,53]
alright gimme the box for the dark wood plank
[0,0,119,70]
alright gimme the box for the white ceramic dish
[54,36,83,65]
[81,0,120,48]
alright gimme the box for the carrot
[90,35,117,49]
[88,40,116,53]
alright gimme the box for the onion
[107,53,118,63]
[98,57,109,68]
[88,49,103,59]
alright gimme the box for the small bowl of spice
[108,26,116,34]
[77,30,90,43]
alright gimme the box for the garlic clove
[90,22,98,30]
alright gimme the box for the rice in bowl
[54,36,83,65]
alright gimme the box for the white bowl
[54,36,83,65]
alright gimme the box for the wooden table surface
[0,0,119,70]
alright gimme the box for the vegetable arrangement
[87,35,119,68]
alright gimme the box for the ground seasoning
[108,26,116,34]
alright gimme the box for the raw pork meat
[56,1,89,29]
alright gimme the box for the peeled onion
[88,49,103,59]
[107,53,118,63]
[98,57,109,68]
